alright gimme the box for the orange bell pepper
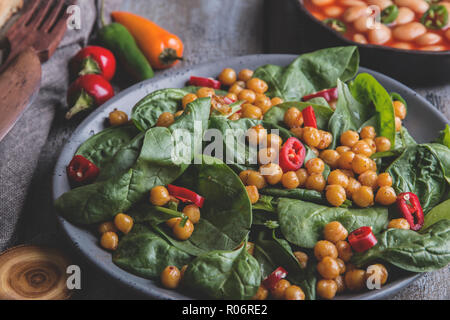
[111,11,184,70]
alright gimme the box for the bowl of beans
[295,0,450,84]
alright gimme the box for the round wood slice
[0,245,72,300]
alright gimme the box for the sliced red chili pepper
[67,155,99,184]
[301,106,318,129]
[262,267,288,290]
[302,87,338,103]
[188,76,221,89]
[396,192,424,231]
[167,185,205,208]
[279,137,306,172]
[348,226,378,253]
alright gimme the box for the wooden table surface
[97,0,449,300]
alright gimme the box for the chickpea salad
[55,46,450,300]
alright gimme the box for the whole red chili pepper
[302,106,318,129]
[71,46,117,81]
[167,185,205,208]
[396,192,424,231]
[279,137,306,172]
[302,87,338,103]
[262,267,288,290]
[66,74,115,120]
[189,76,221,89]
[348,226,378,253]
[67,155,100,184]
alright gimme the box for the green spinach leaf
[436,124,450,148]
[423,199,450,230]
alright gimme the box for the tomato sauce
[303,0,450,51]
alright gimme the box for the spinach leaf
[131,88,187,131]
[113,224,192,278]
[263,102,334,131]
[252,195,277,212]
[76,125,139,169]
[350,73,396,146]
[328,80,372,149]
[277,198,388,248]
[423,199,450,230]
[428,143,450,185]
[387,144,448,213]
[436,124,450,148]
[254,230,317,300]
[182,245,261,300]
[260,188,325,205]
[253,46,359,101]
[352,219,450,272]
[390,92,407,109]
[55,98,211,224]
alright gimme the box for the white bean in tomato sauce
[393,22,427,41]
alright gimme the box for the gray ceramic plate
[53,54,448,300]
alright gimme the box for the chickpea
[326,185,347,207]
[100,231,119,251]
[238,89,256,103]
[340,130,360,147]
[172,219,194,240]
[160,266,181,289]
[320,150,340,169]
[252,285,269,300]
[281,171,300,189]
[229,83,244,95]
[183,204,201,224]
[338,151,355,170]
[98,221,117,234]
[225,92,238,101]
[395,0,429,14]
[290,127,303,140]
[254,95,272,114]
[328,170,349,188]
[375,186,397,205]
[317,279,338,300]
[345,177,361,199]
[246,78,269,94]
[337,258,346,274]
[336,240,353,262]
[388,218,410,229]
[303,127,321,147]
[393,22,427,41]
[363,138,377,154]
[114,213,134,234]
[267,134,283,149]
[375,136,391,152]
[271,279,291,300]
[196,87,215,98]
[377,172,393,188]
[294,251,308,269]
[174,110,184,118]
[182,93,198,109]
[305,158,325,175]
[241,104,262,119]
[358,170,378,189]
[228,112,240,121]
[260,163,283,185]
[314,240,338,260]
[271,97,284,106]
[353,186,374,207]
[317,257,341,280]
[150,186,170,206]
[109,109,128,126]
[395,117,402,132]
[324,221,348,243]
[247,125,268,147]
[239,170,251,185]
[218,68,237,86]
[336,146,351,155]
[360,126,376,139]
[352,154,372,175]
[166,217,181,228]
[305,173,326,192]
[246,185,260,204]
[310,146,320,157]
[368,23,392,45]
[366,264,388,286]
[258,147,278,166]
[395,7,415,25]
[295,168,309,187]
[342,5,368,23]
[335,275,346,293]
[393,100,407,120]
[156,112,175,127]
[345,269,367,291]
[284,285,305,300]
[284,107,303,128]
[341,169,355,178]
[352,140,373,157]
[238,69,254,82]
[317,131,333,150]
